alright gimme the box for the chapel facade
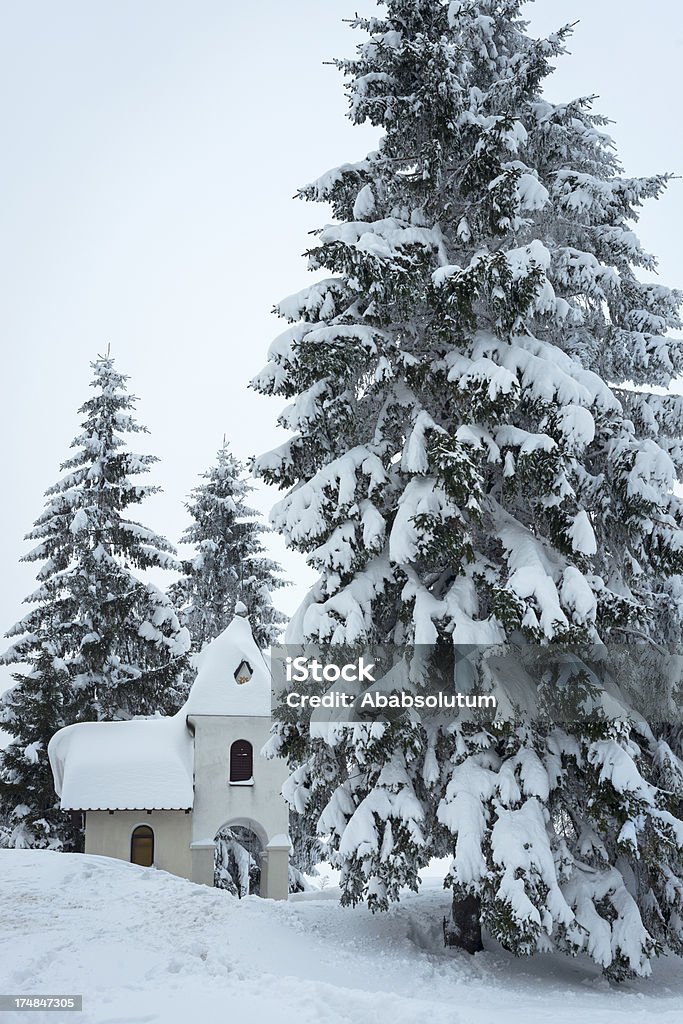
[48,610,291,899]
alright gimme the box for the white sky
[1,0,682,700]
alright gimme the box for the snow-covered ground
[1,851,682,1024]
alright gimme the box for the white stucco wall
[188,714,289,848]
[85,809,192,879]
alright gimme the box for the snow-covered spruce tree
[169,442,286,652]
[0,354,190,849]
[254,0,683,978]
[0,633,81,850]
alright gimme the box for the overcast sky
[1,0,682,699]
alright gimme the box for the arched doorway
[214,822,264,897]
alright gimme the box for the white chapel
[47,608,291,899]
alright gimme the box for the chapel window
[230,739,253,783]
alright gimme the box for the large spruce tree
[253,0,683,978]
[170,441,286,652]
[0,354,190,849]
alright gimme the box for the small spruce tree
[170,442,286,652]
[254,0,683,978]
[0,354,190,849]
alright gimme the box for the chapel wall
[85,809,192,879]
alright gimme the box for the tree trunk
[443,893,483,953]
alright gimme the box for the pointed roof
[48,612,273,810]
[184,611,272,718]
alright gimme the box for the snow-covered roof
[49,713,193,811]
[184,613,272,718]
[48,612,273,810]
